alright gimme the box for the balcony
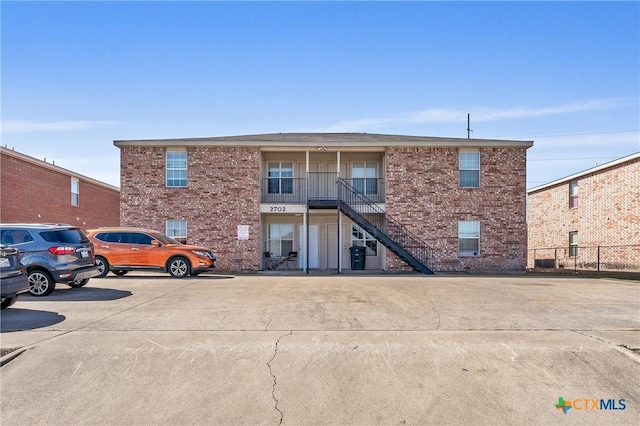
[261,174,385,204]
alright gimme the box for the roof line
[0,146,120,191]
[114,132,533,147]
[527,151,640,194]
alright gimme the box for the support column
[306,150,310,275]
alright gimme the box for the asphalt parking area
[1,273,639,425]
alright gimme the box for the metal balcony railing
[261,174,386,204]
[260,178,307,204]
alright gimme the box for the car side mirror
[151,240,162,247]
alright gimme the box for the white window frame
[71,177,80,207]
[569,181,579,209]
[458,221,480,257]
[267,224,294,257]
[459,150,480,188]
[166,150,187,187]
[569,231,578,257]
[351,224,377,256]
[352,162,378,195]
[267,162,294,194]
[166,220,187,244]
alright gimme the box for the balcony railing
[261,174,385,204]
[260,178,307,204]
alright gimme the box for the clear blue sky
[2,1,639,189]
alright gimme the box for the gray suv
[0,224,99,296]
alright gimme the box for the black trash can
[349,246,367,270]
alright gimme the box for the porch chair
[263,252,278,270]
[285,251,298,270]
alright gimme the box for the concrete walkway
[1,274,639,425]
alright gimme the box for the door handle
[101,245,109,248]
[131,248,139,251]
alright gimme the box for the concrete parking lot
[1,273,639,425]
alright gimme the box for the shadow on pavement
[97,273,236,280]
[19,287,132,302]
[1,308,66,332]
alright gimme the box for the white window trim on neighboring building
[569,181,579,209]
[166,150,188,187]
[459,150,480,188]
[458,220,480,257]
[71,177,80,207]
[569,231,578,257]
[166,220,187,244]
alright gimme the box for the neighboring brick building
[0,146,120,231]
[115,133,532,273]
[527,152,640,272]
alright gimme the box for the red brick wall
[119,146,261,272]
[385,147,528,272]
[527,157,640,269]
[0,150,120,231]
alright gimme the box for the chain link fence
[528,245,640,273]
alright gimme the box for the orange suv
[86,227,216,278]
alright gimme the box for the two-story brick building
[527,152,640,272]
[115,133,532,273]
[1,146,120,230]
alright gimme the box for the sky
[2,1,639,189]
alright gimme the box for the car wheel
[69,278,89,288]
[28,270,56,296]
[1,296,19,309]
[95,256,109,278]
[113,270,128,276]
[168,257,190,278]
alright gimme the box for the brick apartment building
[115,133,532,273]
[0,146,120,230]
[527,152,640,272]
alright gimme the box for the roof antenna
[467,114,473,139]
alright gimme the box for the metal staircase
[336,178,434,274]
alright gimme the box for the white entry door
[298,225,319,269]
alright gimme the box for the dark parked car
[0,244,29,309]
[0,224,99,296]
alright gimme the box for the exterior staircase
[336,178,434,274]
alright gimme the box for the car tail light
[48,246,75,255]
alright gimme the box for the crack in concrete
[429,300,441,330]
[267,330,292,425]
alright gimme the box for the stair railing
[336,178,433,270]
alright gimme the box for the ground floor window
[268,224,294,257]
[166,220,187,244]
[569,231,578,257]
[352,224,377,256]
[458,221,480,256]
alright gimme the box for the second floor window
[569,181,579,208]
[71,177,79,207]
[268,162,293,194]
[459,151,480,188]
[166,151,187,187]
[352,162,378,195]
